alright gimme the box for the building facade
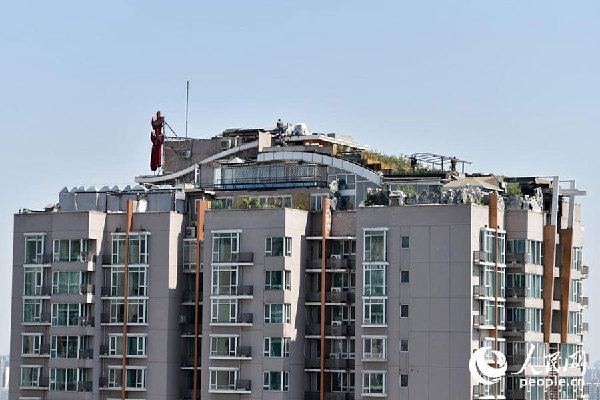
[10,122,589,399]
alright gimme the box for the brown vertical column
[194,200,210,400]
[320,198,331,400]
[542,225,557,343]
[489,194,499,400]
[122,199,133,400]
[560,228,573,343]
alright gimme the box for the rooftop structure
[10,118,589,400]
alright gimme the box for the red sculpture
[150,111,165,171]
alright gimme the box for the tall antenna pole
[185,80,190,137]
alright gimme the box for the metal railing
[236,346,252,358]
[79,348,93,359]
[78,316,95,327]
[80,284,95,295]
[235,379,251,391]
[236,313,253,324]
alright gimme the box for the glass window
[210,369,237,391]
[109,298,148,324]
[572,247,583,270]
[51,303,80,326]
[210,336,238,357]
[263,371,289,391]
[311,194,325,211]
[21,366,41,387]
[49,368,81,391]
[400,374,408,387]
[22,335,42,355]
[211,266,238,295]
[332,372,355,392]
[332,239,356,259]
[265,237,292,257]
[108,335,147,356]
[363,337,386,359]
[400,270,409,283]
[362,372,385,395]
[108,367,146,389]
[364,230,386,261]
[400,339,409,352]
[364,265,386,296]
[480,230,506,264]
[25,235,45,264]
[264,303,291,324]
[212,198,233,209]
[263,337,290,357]
[50,336,81,358]
[212,232,239,263]
[265,270,291,290]
[23,299,43,323]
[112,234,149,264]
[24,268,44,296]
[400,304,409,318]
[52,271,81,295]
[363,299,385,325]
[527,308,543,332]
[401,236,410,249]
[211,299,238,323]
[53,239,89,262]
[183,239,197,270]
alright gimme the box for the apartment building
[10,121,589,400]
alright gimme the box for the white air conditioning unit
[330,353,339,359]
[186,227,196,238]
[331,320,342,326]
[330,255,341,260]
[220,139,232,150]
[331,287,342,293]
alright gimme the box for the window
[400,304,409,318]
[311,194,325,211]
[109,298,148,324]
[212,232,239,263]
[212,197,233,209]
[211,299,238,323]
[363,299,385,325]
[53,239,89,262]
[480,265,505,298]
[527,308,543,333]
[51,303,80,326]
[265,270,291,290]
[263,371,289,391]
[110,266,148,297]
[570,279,582,303]
[480,300,505,327]
[363,337,386,360]
[25,235,45,264]
[400,339,409,352]
[400,374,408,387]
[364,230,386,261]
[263,337,290,357]
[52,271,81,295]
[332,272,356,291]
[332,239,356,259]
[112,233,149,264]
[109,335,147,356]
[332,305,355,323]
[331,339,355,358]
[480,229,506,264]
[264,303,291,324]
[332,372,355,392]
[210,336,238,357]
[401,236,410,249]
[183,239,197,270]
[49,368,86,391]
[334,174,356,190]
[211,266,238,295]
[51,336,82,358]
[364,265,387,296]
[108,367,146,389]
[559,343,583,367]
[572,247,583,270]
[362,372,386,395]
[22,334,42,356]
[265,236,292,257]
[507,239,543,265]
[21,366,41,387]
[23,299,44,323]
[210,369,237,391]
[400,271,409,283]
[568,311,581,334]
[526,274,543,299]
[24,267,44,296]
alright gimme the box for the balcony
[79,348,93,359]
[236,313,254,324]
[182,291,198,303]
[212,252,254,264]
[505,253,526,264]
[99,345,109,356]
[505,287,525,299]
[40,343,50,355]
[24,254,52,265]
[306,291,355,303]
[80,284,95,295]
[99,377,108,388]
[306,324,355,336]
[473,285,486,299]
[77,381,93,392]
[235,379,251,392]
[101,312,110,324]
[236,346,252,358]
[180,356,201,369]
[472,315,485,328]
[505,389,525,400]
[305,392,354,400]
[505,320,526,333]
[40,311,51,323]
[78,316,95,327]
[180,388,201,400]
[308,258,356,271]
[101,254,112,265]
[180,323,196,336]
[305,357,354,370]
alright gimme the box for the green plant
[506,181,522,196]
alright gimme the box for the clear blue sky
[1,1,598,359]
